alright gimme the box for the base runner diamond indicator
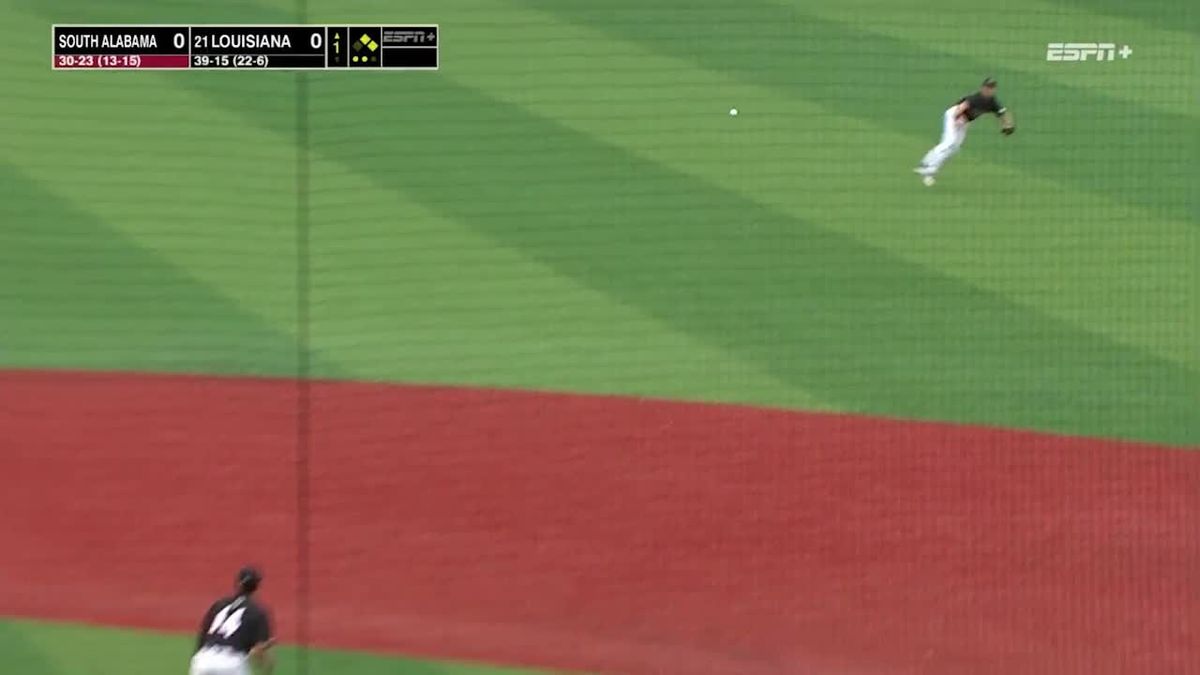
[348,27,382,67]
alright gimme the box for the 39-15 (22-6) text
[191,54,270,68]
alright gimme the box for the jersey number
[208,606,246,638]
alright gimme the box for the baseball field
[1,0,1197,673]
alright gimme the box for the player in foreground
[914,77,1014,185]
[190,566,275,675]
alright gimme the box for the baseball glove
[1001,125,1015,136]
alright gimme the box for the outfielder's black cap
[981,77,998,87]
[236,566,263,593]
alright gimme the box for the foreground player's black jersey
[196,595,272,654]
[958,92,1006,121]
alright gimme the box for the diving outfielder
[915,77,1015,185]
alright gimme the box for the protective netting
[1,1,1196,673]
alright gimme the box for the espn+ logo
[1046,43,1132,62]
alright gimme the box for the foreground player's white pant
[189,647,250,675]
[918,106,968,175]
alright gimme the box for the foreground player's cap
[236,566,263,591]
[981,77,998,87]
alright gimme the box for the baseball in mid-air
[729,108,738,116]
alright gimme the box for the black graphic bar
[53,25,439,70]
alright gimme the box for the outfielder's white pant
[919,106,968,175]
[189,647,250,675]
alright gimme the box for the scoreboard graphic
[53,24,439,70]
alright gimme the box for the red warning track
[1,370,1196,674]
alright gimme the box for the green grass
[0,0,1196,671]
[3,0,1194,444]
[0,618,548,674]
[2,0,1196,443]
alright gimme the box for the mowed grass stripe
[0,163,316,376]
[0,619,546,675]
[452,0,1196,371]
[307,169,826,408]
[0,3,330,376]
[516,0,1195,224]
[1,4,303,331]
[788,0,1198,119]
[1045,0,1199,36]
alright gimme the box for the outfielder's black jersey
[196,595,272,654]
[958,92,1006,121]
